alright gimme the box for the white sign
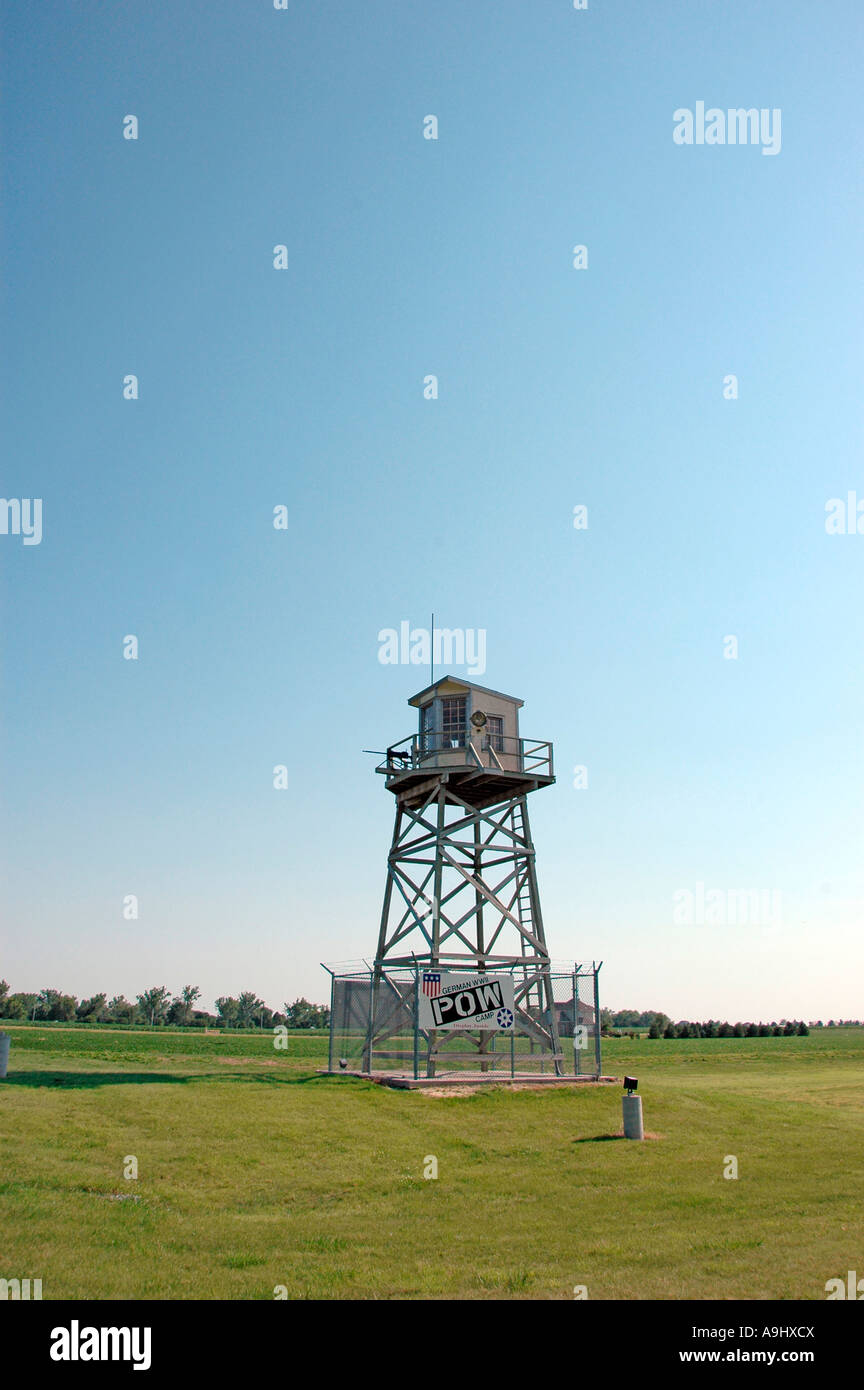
[418,972,515,1032]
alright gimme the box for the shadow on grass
[1,1071,192,1089]
[572,1131,664,1143]
[0,1070,341,1090]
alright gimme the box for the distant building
[553,998,596,1037]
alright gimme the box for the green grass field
[1,1024,862,1300]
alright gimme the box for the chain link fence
[323,961,602,1080]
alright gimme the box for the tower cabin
[376,676,554,810]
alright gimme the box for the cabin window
[419,702,434,752]
[486,715,504,752]
[441,696,466,747]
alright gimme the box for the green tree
[647,1021,661,1039]
[284,998,329,1029]
[236,992,265,1028]
[644,1011,671,1029]
[136,986,170,1026]
[168,986,202,1027]
[190,1010,218,1028]
[77,993,108,1022]
[37,988,77,1021]
[797,1020,809,1035]
[2,993,31,1020]
[612,1009,640,1028]
[215,996,240,1028]
[107,995,137,1025]
[35,988,57,1020]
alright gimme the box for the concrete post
[0,1032,10,1079]
[622,1093,643,1139]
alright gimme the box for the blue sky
[1,0,862,1020]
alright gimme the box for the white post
[622,1093,643,1139]
[0,1032,10,1079]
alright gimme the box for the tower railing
[376,732,553,779]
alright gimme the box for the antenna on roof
[431,611,434,688]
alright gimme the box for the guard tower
[368,676,564,1077]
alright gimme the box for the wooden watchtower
[368,676,563,1076]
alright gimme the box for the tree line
[647,1018,810,1038]
[0,981,329,1030]
[600,1009,861,1038]
[601,1009,671,1030]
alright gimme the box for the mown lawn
[1,1025,862,1299]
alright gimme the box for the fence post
[362,968,376,1073]
[413,968,420,1081]
[593,963,602,1078]
[327,970,335,1074]
[573,967,579,1076]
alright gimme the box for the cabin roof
[407,676,524,708]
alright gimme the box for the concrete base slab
[320,1069,619,1091]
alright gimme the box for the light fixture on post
[622,1075,643,1139]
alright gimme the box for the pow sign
[417,973,516,1032]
